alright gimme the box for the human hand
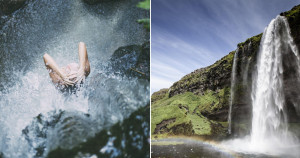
[66,68,85,84]
[61,75,76,86]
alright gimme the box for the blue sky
[151,0,300,93]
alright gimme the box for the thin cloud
[151,0,300,93]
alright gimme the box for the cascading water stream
[228,49,238,134]
[250,15,299,152]
[223,15,300,157]
[0,0,149,157]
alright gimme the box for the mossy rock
[151,91,229,139]
[151,88,169,103]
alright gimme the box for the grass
[151,89,229,138]
[151,88,169,103]
[169,50,235,97]
[281,4,300,19]
[237,33,262,49]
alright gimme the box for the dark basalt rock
[22,111,95,157]
[82,0,112,5]
[0,0,27,16]
[47,105,150,158]
[154,118,176,134]
[110,41,150,80]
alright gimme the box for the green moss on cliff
[151,89,229,138]
[282,4,300,19]
[169,50,235,98]
[237,33,262,49]
[151,92,204,135]
[151,88,169,103]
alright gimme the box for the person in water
[43,42,90,89]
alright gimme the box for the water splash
[0,0,149,157]
[228,50,238,134]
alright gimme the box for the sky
[151,0,300,93]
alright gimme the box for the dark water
[151,138,286,158]
[151,138,234,158]
[0,0,149,157]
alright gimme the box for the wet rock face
[230,35,262,137]
[47,106,150,158]
[0,0,27,15]
[82,0,101,5]
[22,111,95,157]
[110,41,150,80]
[82,0,111,5]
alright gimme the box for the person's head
[65,63,79,74]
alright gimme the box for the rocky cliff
[151,4,300,139]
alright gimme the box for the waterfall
[228,49,238,134]
[242,58,250,86]
[223,16,300,157]
[249,15,299,153]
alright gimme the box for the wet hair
[57,81,84,94]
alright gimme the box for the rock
[82,0,110,5]
[47,105,150,158]
[110,41,150,80]
[0,0,27,16]
[22,111,95,157]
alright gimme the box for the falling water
[0,0,149,157]
[223,16,300,157]
[250,15,299,152]
[242,58,250,86]
[228,50,238,134]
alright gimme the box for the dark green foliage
[136,0,150,31]
[237,33,262,49]
[137,18,150,30]
[47,106,150,158]
[136,0,150,10]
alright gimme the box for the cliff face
[151,4,300,139]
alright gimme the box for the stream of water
[223,16,300,157]
[228,49,238,134]
[0,0,149,157]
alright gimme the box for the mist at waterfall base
[0,0,149,157]
[223,16,300,157]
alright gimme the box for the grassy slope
[151,18,264,140]
[151,88,229,138]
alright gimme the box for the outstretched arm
[78,42,90,76]
[43,53,75,85]
[70,42,90,83]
